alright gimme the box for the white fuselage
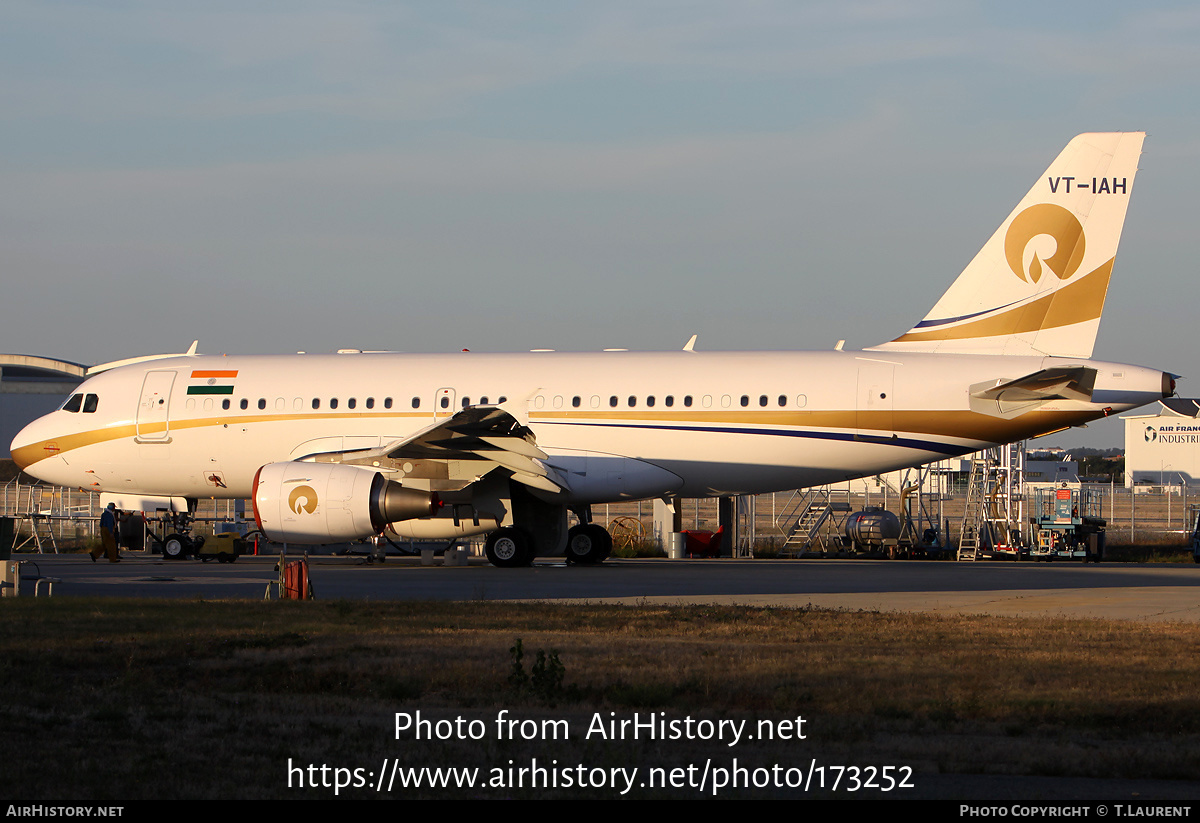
[10,349,1169,504]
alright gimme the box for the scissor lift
[1030,485,1105,562]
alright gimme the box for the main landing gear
[565,523,612,565]
[484,527,534,568]
[482,522,614,567]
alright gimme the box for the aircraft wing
[335,406,568,494]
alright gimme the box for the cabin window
[720,395,729,408]
[627,396,636,407]
[204,398,213,411]
[313,398,320,409]
[411,397,419,409]
[740,395,749,407]
[257,398,266,410]
[795,394,807,408]
[293,398,302,410]
[498,396,507,403]
[240,399,249,410]
[222,399,230,410]
[684,395,693,407]
[330,398,339,409]
[759,395,768,407]
[384,397,393,409]
[62,394,82,413]
[479,396,488,405]
[665,395,674,407]
[185,398,195,411]
[553,396,563,409]
[366,398,374,409]
[646,396,655,407]
[462,397,470,408]
[82,394,99,413]
[609,396,618,407]
[572,396,581,408]
[275,398,285,411]
[440,396,450,409]
[590,395,600,408]
[348,398,357,410]
[778,395,787,407]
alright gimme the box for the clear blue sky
[5,1,1199,448]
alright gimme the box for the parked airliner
[11,132,1172,566]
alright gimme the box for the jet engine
[252,462,439,544]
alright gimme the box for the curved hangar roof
[1,355,86,459]
[0,354,86,391]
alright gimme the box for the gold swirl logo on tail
[1004,204,1085,284]
[289,485,318,514]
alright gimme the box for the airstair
[775,488,852,554]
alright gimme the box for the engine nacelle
[252,462,439,544]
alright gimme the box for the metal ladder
[11,485,61,554]
[957,458,990,561]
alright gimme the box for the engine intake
[252,462,439,544]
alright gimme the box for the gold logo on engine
[288,485,318,514]
[1004,203,1085,284]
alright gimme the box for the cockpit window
[62,394,83,413]
[82,394,99,413]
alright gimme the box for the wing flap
[332,405,567,494]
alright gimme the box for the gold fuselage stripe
[12,407,1098,471]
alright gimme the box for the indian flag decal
[187,369,239,395]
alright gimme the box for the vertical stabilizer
[868,132,1144,357]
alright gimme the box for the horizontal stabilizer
[969,366,1097,417]
[971,366,1097,403]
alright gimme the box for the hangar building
[1123,398,1200,487]
[0,355,85,459]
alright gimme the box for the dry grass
[3,599,1200,799]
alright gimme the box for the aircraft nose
[10,416,53,471]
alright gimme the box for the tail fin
[868,132,1144,358]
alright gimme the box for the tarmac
[8,551,1200,622]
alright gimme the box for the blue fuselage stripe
[538,420,971,456]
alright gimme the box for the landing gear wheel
[566,524,613,565]
[485,527,533,568]
[162,533,188,560]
